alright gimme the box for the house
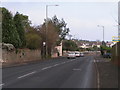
[79,43,92,49]
[106,42,115,47]
[55,42,62,56]
[52,42,62,58]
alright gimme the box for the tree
[63,40,79,51]
[25,26,42,49]
[2,7,21,48]
[40,20,59,57]
[18,14,31,32]
[52,15,70,45]
[39,16,70,57]
[14,12,26,48]
[26,33,41,50]
[100,45,112,55]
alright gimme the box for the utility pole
[97,25,105,45]
[45,5,59,58]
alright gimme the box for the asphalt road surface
[2,55,97,88]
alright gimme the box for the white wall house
[55,42,62,56]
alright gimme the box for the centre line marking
[66,61,70,63]
[41,66,53,70]
[18,71,36,79]
[53,64,59,66]
[73,68,81,71]
[60,62,66,64]
[41,59,77,71]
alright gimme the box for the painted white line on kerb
[0,83,4,87]
[18,71,36,79]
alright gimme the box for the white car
[80,52,84,57]
[75,51,80,57]
[67,52,76,59]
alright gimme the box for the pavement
[2,55,97,88]
[94,54,119,88]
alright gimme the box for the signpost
[112,36,120,42]
[112,36,120,57]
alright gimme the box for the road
[2,55,97,88]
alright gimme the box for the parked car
[103,53,111,58]
[67,52,76,59]
[80,52,84,57]
[75,51,80,57]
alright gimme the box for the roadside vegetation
[62,40,79,51]
[1,7,113,59]
[1,7,69,58]
[100,45,111,55]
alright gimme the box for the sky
[1,0,119,41]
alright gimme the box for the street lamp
[45,4,59,58]
[97,25,105,42]
[46,5,59,22]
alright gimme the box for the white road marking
[17,59,77,78]
[73,68,81,71]
[60,62,66,64]
[18,71,36,79]
[53,64,60,67]
[41,63,61,71]
[16,59,77,79]
[41,66,53,70]
[41,59,76,71]
[66,61,71,63]
[70,59,76,61]
[0,83,4,87]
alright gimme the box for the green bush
[63,40,79,51]
[100,45,112,55]
[26,33,41,49]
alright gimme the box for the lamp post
[97,25,104,42]
[45,5,59,58]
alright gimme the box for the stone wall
[2,49,41,64]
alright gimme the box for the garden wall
[2,49,41,65]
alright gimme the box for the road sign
[112,36,120,42]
